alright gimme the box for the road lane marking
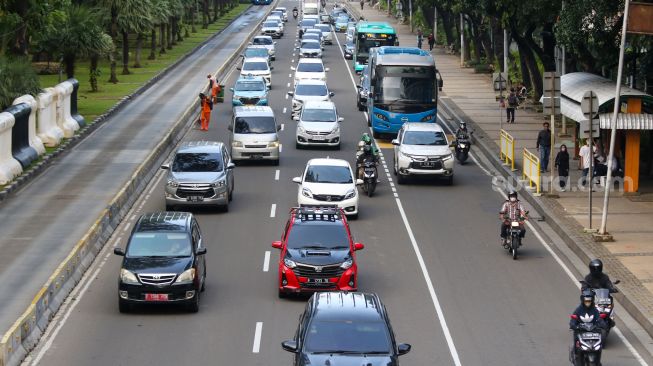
[252,322,263,353]
[275,169,280,180]
[283,107,287,114]
[263,251,271,272]
[280,123,284,131]
[288,73,292,78]
[279,144,282,153]
[270,203,276,218]
[287,82,290,88]
[285,94,289,100]
[129,214,136,221]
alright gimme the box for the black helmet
[508,190,518,200]
[580,289,595,309]
[589,259,603,276]
[460,121,467,129]
[363,145,372,154]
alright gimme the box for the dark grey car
[162,141,235,211]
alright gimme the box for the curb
[0,4,276,366]
[0,5,253,206]
[437,99,653,341]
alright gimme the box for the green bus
[353,22,397,73]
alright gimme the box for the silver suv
[162,141,235,211]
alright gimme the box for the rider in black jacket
[582,259,618,293]
[570,289,607,364]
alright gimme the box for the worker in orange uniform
[207,74,221,104]
[199,92,212,131]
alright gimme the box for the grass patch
[38,4,250,122]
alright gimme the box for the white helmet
[357,141,365,149]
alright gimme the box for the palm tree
[148,0,171,60]
[0,56,41,110]
[117,0,153,74]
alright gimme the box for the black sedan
[342,39,354,59]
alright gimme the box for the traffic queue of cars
[112,4,412,365]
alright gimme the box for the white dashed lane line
[252,322,263,353]
[263,251,271,272]
[275,169,280,180]
[270,204,276,218]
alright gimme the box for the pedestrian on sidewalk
[506,88,518,123]
[416,30,423,49]
[199,92,213,131]
[427,32,435,51]
[555,144,570,191]
[360,0,364,10]
[579,139,597,186]
[536,122,551,172]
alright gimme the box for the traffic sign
[543,72,561,93]
[580,119,600,138]
[492,72,507,91]
[581,91,599,119]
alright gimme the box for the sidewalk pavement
[348,0,653,335]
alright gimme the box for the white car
[297,39,323,58]
[274,7,288,22]
[293,158,362,218]
[239,57,272,87]
[304,28,324,44]
[295,101,342,149]
[261,20,283,38]
[288,80,334,118]
[251,36,276,60]
[313,24,333,44]
[392,122,454,185]
[266,15,283,27]
[292,58,329,84]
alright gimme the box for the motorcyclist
[359,132,379,157]
[498,190,527,246]
[569,289,607,364]
[582,259,619,293]
[356,145,378,179]
[455,121,469,140]
[292,7,298,19]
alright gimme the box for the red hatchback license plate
[145,293,169,301]
[308,278,330,283]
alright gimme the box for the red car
[272,207,364,298]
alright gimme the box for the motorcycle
[454,137,470,164]
[360,160,378,197]
[292,10,298,19]
[580,280,621,343]
[569,319,605,366]
[503,213,527,260]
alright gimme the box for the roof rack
[292,205,341,221]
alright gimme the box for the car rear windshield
[314,25,329,32]
[305,165,352,183]
[263,21,278,27]
[302,108,336,122]
[302,41,320,49]
[300,20,317,27]
[234,116,276,134]
[402,131,447,146]
[253,37,272,45]
[297,63,324,72]
[172,152,223,172]
[243,62,268,71]
[245,48,268,58]
[286,222,349,249]
[304,320,392,354]
[296,84,328,96]
[127,232,191,257]
[235,81,266,91]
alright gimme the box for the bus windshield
[356,34,395,58]
[375,66,435,104]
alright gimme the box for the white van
[229,106,280,165]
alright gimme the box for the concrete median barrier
[0,4,277,366]
[7,104,38,169]
[36,90,64,148]
[68,79,85,128]
[12,95,45,156]
[52,82,79,138]
[0,113,22,185]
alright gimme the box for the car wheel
[393,159,398,176]
[397,172,407,185]
[278,289,287,299]
[446,175,454,186]
[119,299,131,313]
[357,102,364,111]
[296,142,302,150]
[187,292,200,313]
[165,204,174,211]
[334,143,341,150]
[228,188,233,202]
[349,213,358,220]
[201,273,206,292]
[273,159,280,166]
[221,201,229,212]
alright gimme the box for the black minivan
[114,212,207,313]
[281,292,411,365]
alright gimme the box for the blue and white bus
[365,47,443,138]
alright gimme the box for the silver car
[297,39,322,58]
[251,36,276,60]
[229,106,281,165]
[162,141,235,211]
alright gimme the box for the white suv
[295,101,342,149]
[391,123,454,185]
[288,80,334,118]
[292,58,328,85]
[293,158,362,218]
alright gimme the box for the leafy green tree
[0,56,41,109]
[117,0,153,74]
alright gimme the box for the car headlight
[175,268,196,283]
[399,151,414,159]
[442,154,454,161]
[268,141,279,148]
[302,187,313,198]
[374,113,388,121]
[211,180,226,187]
[297,125,306,134]
[330,125,339,134]
[284,258,297,269]
[232,141,243,148]
[340,259,353,269]
[420,114,435,122]
[120,269,139,284]
[166,179,179,188]
[344,189,356,199]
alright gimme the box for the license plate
[311,135,326,141]
[308,278,330,283]
[364,167,375,173]
[249,154,263,159]
[145,293,169,301]
[511,221,520,227]
[581,333,601,340]
[422,162,435,168]
[187,195,204,202]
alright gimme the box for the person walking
[555,144,570,191]
[579,139,597,187]
[427,32,435,51]
[536,122,551,172]
[360,0,364,10]
[199,92,213,131]
[506,87,518,123]
[416,30,423,49]
[207,74,220,104]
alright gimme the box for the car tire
[357,102,364,111]
[397,173,407,185]
[228,188,233,202]
[393,160,398,176]
[334,143,341,150]
[273,159,280,166]
[165,204,174,211]
[221,201,229,212]
[201,274,206,292]
[187,293,200,313]
[296,142,302,150]
[278,289,287,299]
[119,299,131,313]
[446,175,454,186]
[349,213,358,220]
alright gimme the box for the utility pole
[581,91,599,231]
[460,14,465,66]
[433,6,437,46]
[503,29,508,78]
[409,0,413,32]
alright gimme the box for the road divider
[0,3,277,365]
[499,129,516,171]
[522,148,541,194]
[35,91,63,148]
[0,113,22,185]
[12,95,45,156]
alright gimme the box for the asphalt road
[23,3,653,365]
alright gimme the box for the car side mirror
[248,42,252,45]
[270,66,274,70]
[356,85,362,89]
[273,41,277,45]
[277,125,282,131]
[356,179,364,185]
[229,87,234,92]
[614,280,621,285]
[354,242,364,251]
[293,116,300,121]
[113,248,125,256]
[226,162,235,170]
[368,92,373,98]
[287,91,294,96]
[329,92,335,97]
[391,139,399,146]
[338,117,344,122]
[292,176,302,183]
[236,67,242,71]
[271,240,283,249]
[398,343,411,355]
[196,247,207,255]
[161,163,170,170]
[281,340,298,353]
[325,67,330,72]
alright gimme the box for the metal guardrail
[522,148,541,194]
[499,129,515,171]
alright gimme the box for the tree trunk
[148,29,157,60]
[122,31,131,75]
[203,0,210,28]
[524,23,556,72]
[191,6,197,33]
[166,22,173,49]
[440,10,455,48]
[160,23,167,54]
[468,17,481,63]
[213,0,219,20]
[513,30,542,100]
[177,18,184,42]
[171,18,178,45]
[491,19,504,69]
[108,7,119,83]
[7,1,29,56]
[64,54,76,79]
[89,55,100,92]
[134,34,143,68]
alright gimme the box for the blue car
[230,75,269,106]
[334,16,349,32]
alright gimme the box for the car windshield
[126,232,192,257]
[245,48,268,58]
[296,84,328,96]
[315,25,329,33]
[297,63,324,72]
[303,35,321,42]
[301,20,317,27]
[302,42,320,49]
[234,116,276,134]
[264,21,278,27]
[402,131,447,146]
[172,152,223,172]
[302,108,336,122]
[253,37,272,45]
[305,165,352,183]
[235,81,266,91]
[305,320,392,354]
[243,62,268,71]
[336,16,348,23]
[286,222,349,249]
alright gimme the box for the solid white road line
[263,251,271,272]
[275,169,280,180]
[334,30,463,366]
[270,203,277,218]
[252,322,263,353]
